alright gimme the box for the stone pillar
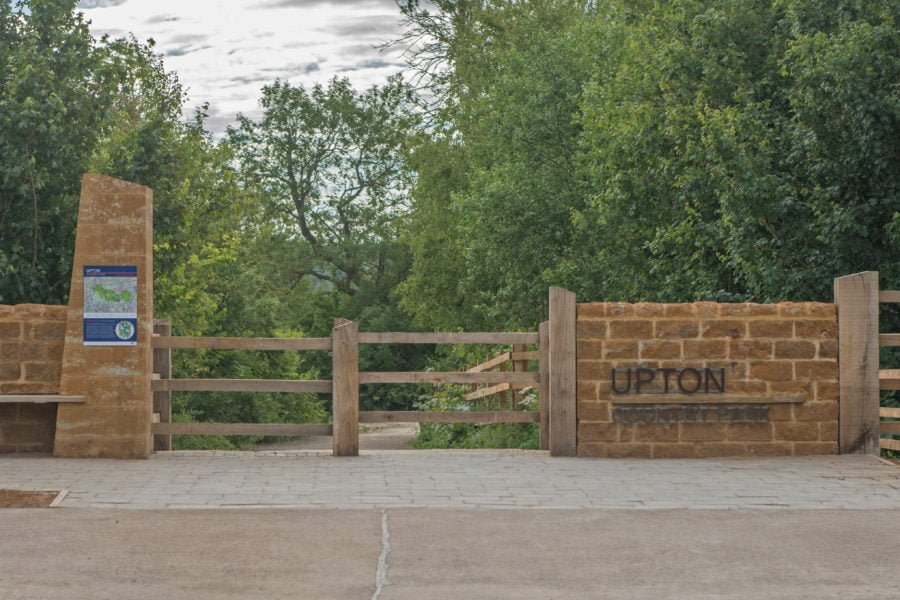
[54,174,154,458]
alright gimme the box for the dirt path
[252,422,419,451]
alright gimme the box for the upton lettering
[611,367,725,394]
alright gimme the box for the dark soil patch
[0,489,59,508]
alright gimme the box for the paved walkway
[1,451,898,509]
[4,508,900,599]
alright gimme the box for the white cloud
[78,0,408,134]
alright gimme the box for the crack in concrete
[372,509,391,600]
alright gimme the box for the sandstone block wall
[576,302,839,458]
[0,304,67,453]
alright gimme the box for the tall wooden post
[549,287,576,456]
[332,319,359,456]
[153,318,172,451]
[538,320,550,451]
[834,271,880,454]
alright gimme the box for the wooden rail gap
[152,336,332,351]
[151,379,333,394]
[358,332,539,345]
[151,423,333,436]
[358,372,539,385]
[359,411,540,424]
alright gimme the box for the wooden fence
[834,272,900,453]
[878,286,900,451]
[150,288,577,456]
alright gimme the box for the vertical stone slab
[54,174,154,458]
[834,271,880,454]
[549,287,577,456]
[332,319,359,457]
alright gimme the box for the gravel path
[252,422,419,451]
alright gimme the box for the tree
[0,0,116,303]
[398,0,612,329]
[578,0,899,302]
[227,77,419,300]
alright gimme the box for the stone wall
[576,302,839,458]
[0,304,67,453]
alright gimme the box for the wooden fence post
[834,271,880,454]
[539,320,550,451]
[549,287,576,456]
[153,318,172,451]
[511,343,527,409]
[332,319,359,456]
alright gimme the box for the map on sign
[84,281,137,315]
[83,266,138,346]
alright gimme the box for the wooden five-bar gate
[150,288,577,457]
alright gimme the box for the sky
[76,0,411,133]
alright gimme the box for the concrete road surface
[2,508,899,599]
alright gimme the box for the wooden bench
[0,395,86,404]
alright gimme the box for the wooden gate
[149,287,578,456]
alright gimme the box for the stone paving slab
[0,450,898,510]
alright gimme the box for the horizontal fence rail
[151,379,333,394]
[360,411,540,424]
[878,288,900,452]
[880,370,900,391]
[880,334,900,347]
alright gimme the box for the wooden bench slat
[0,395,86,404]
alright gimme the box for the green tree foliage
[0,0,116,303]
[579,0,900,302]
[400,0,609,330]
[227,77,418,302]
[227,77,431,410]
[398,0,899,328]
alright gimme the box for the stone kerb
[54,174,154,459]
[576,302,839,458]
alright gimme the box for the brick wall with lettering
[576,302,838,458]
[0,304,67,453]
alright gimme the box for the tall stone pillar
[54,174,154,458]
